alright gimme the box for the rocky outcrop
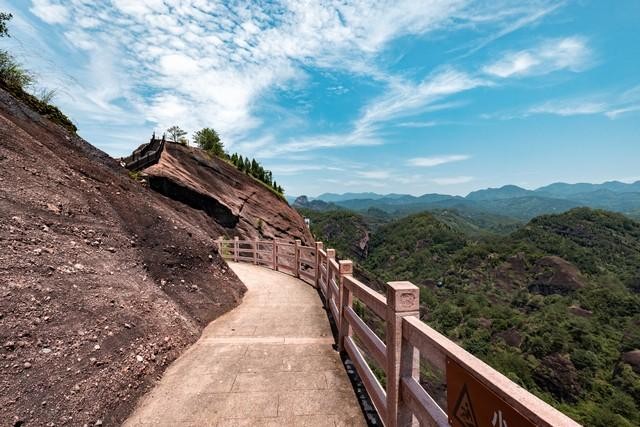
[143,143,313,244]
[0,87,248,425]
[622,350,640,373]
[293,195,336,212]
[528,256,586,295]
[533,354,582,402]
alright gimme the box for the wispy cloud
[408,155,471,167]
[255,69,487,157]
[455,1,565,56]
[529,101,607,116]
[357,170,391,179]
[397,121,439,128]
[527,86,640,119]
[431,176,474,185]
[483,36,592,78]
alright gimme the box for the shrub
[0,50,33,90]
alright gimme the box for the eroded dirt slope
[143,142,313,244]
[0,88,249,425]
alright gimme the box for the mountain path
[124,262,365,426]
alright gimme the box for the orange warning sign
[447,358,536,427]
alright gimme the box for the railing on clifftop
[216,237,582,427]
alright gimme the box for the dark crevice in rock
[148,175,238,228]
[238,191,257,216]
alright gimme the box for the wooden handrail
[216,238,583,427]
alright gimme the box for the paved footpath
[124,262,366,426]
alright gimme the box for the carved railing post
[337,260,353,352]
[272,240,277,270]
[325,249,336,302]
[233,236,239,262]
[253,238,258,265]
[386,281,420,427]
[314,242,323,288]
[216,236,223,255]
[294,239,301,278]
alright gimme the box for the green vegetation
[193,127,224,156]
[228,152,283,194]
[164,124,284,196]
[166,125,188,145]
[0,12,11,37]
[0,13,76,133]
[305,206,640,426]
[298,208,370,260]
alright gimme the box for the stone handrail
[217,237,582,427]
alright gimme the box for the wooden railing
[217,238,582,427]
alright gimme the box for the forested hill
[301,206,640,426]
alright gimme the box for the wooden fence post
[386,281,420,427]
[233,236,239,262]
[294,239,301,278]
[272,240,277,270]
[253,238,258,265]
[314,242,323,288]
[337,260,353,353]
[216,237,223,255]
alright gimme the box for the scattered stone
[124,323,131,329]
[73,263,84,271]
[3,341,15,351]
[23,362,32,369]
[41,348,51,354]
[136,355,144,363]
[107,247,116,253]
[93,344,100,351]
[95,420,103,426]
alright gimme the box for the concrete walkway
[124,262,366,426]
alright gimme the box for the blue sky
[1,1,639,196]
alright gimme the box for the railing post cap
[326,248,336,257]
[338,259,353,274]
[386,281,420,312]
[315,241,323,248]
[295,239,301,244]
[234,236,239,240]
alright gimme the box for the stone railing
[122,136,166,171]
[217,238,582,427]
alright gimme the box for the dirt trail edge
[0,87,247,425]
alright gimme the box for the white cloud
[431,176,474,185]
[408,154,471,167]
[483,36,591,78]
[21,0,561,158]
[30,0,69,24]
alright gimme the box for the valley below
[298,201,640,426]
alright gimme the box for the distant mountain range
[290,181,640,221]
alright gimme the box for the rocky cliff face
[142,142,313,244]
[0,86,302,425]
